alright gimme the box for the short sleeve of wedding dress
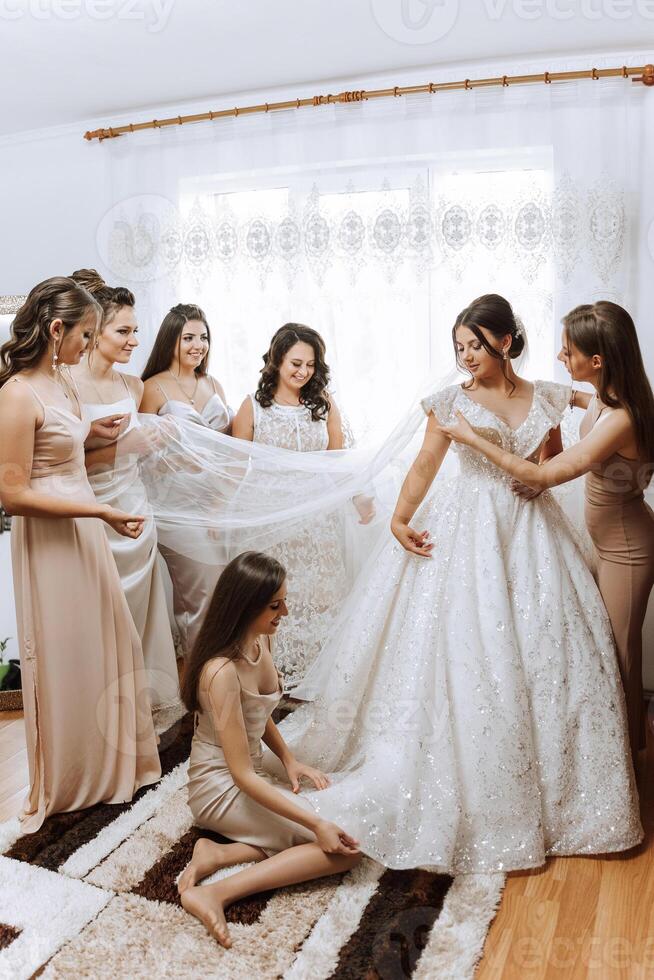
[421,385,458,422]
[535,380,572,426]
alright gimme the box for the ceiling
[1,0,652,137]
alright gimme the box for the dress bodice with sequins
[422,380,571,483]
[249,394,328,451]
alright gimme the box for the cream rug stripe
[86,787,193,891]
[413,872,506,980]
[60,761,189,879]
[283,857,385,980]
[0,817,21,856]
[42,878,342,979]
[0,856,111,980]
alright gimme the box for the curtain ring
[544,72,551,84]
[591,68,599,80]
[464,79,471,90]
[502,75,509,87]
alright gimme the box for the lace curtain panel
[97,56,647,438]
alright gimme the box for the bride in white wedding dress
[272,293,642,874]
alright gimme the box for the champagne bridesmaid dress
[187,651,315,855]
[580,395,654,761]
[9,378,161,832]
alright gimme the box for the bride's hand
[510,478,542,501]
[391,519,433,557]
[314,819,360,855]
[435,411,477,446]
[284,757,331,792]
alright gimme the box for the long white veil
[113,371,459,633]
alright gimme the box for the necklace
[169,368,199,406]
[274,391,301,407]
[86,367,120,405]
[241,638,263,666]
[34,366,73,401]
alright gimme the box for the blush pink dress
[9,377,161,831]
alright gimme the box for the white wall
[0,128,111,293]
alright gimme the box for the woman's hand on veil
[284,757,331,792]
[435,411,478,447]
[391,519,433,557]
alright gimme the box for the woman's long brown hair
[564,301,654,463]
[255,323,331,421]
[0,277,100,387]
[181,551,286,713]
[141,304,211,381]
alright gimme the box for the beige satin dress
[187,657,315,855]
[580,396,654,761]
[9,378,161,832]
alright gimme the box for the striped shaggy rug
[0,708,505,979]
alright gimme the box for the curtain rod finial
[633,64,654,86]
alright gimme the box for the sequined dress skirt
[276,469,643,873]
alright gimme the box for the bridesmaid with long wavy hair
[0,277,161,831]
[437,300,654,765]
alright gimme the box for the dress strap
[8,376,47,411]
[118,372,131,397]
[210,375,218,395]
[155,379,170,401]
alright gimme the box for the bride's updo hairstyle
[452,293,526,394]
[564,301,654,463]
[141,303,211,382]
[255,323,331,422]
[0,277,100,387]
[181,551,286,713]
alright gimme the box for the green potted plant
[0,638,22,712]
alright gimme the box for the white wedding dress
[273,380,643,873]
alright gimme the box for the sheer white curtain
[99,55,647,438]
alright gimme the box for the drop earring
[503,349,509,361]
[52,340,59,372]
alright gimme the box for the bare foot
[178,839,230,894]
[181,884,231,948]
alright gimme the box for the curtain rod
[84,62,654,143]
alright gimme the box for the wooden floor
[1,710,652,979]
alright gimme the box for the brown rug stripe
[329,868,453,979]
[0,923,21,950]
[132,826,283,926]
[5,714,193,869]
